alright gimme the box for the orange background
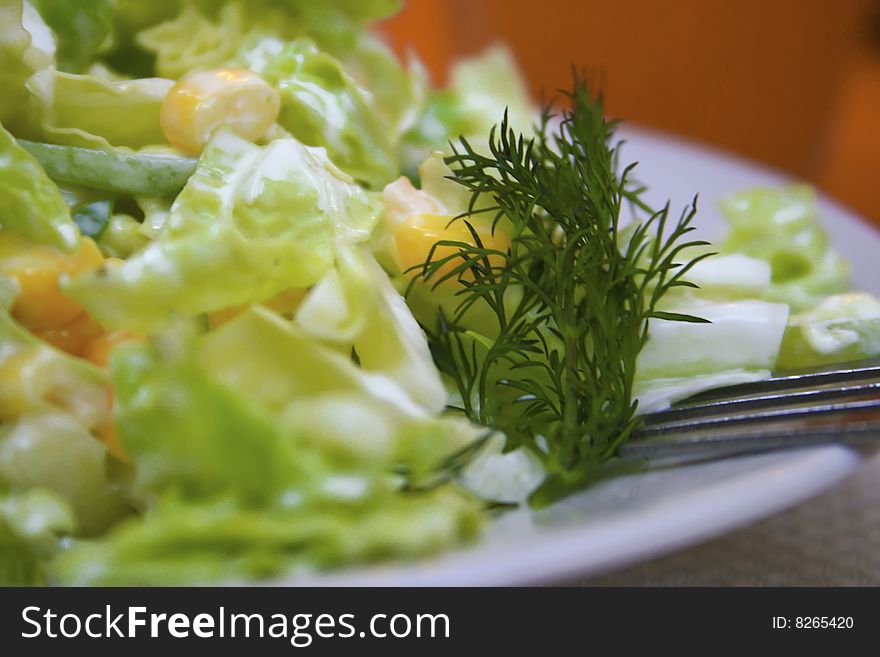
[379,0,880,225]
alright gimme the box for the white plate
[286,127,879,586]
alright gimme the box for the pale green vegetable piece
[1,4,171,150]
[65,130,381,331]
[0,413,128,536]
[0,299,108,430]
[110,333,299,503]
[0,125,78,251]
[339,32,427,139]
[669,253,772,301]
[98,214,149,258]
[637,299,790,380]
[296,245,448,414]
[19,140,196,196]
[0,0,55,137]
[204,305,427,420]
[49,305,482,584]
[634,369,772,415]
[202,307,472,472]
[777,292,880,370]
[52,485,479,586]
[416,150,471,214]
[458,434,544,504]
[245,37,399,188]
[134,0,403,79]
[720,185,850,311]
[136,3,246,79]
[38,73,173,149]
[1,487,74,585]
[30,0,114,73]
[404,45,535,168]
[0,296,127,535]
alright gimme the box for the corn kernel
[160,68,281,155]
[36,312,104,358]
[393,213,510,284]
[0,233,103,332]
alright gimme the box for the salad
[1,0,879,586]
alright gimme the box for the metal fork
[620,358,880,460]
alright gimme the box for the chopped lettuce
[720,186,849,311]
[296,244,448,414]
[52,305,481,584]
[636,299,789,391]
[403,46,535,170]
[38,71,172,149]
[97,213,149,258]
[0,282,129,535]
[1,2,171,150]
[634,369,772,415]
[672,253,772,301]
[0,412,129,536]
[65,129,382,331]
[339,33,427,140]
[641,299,790,378]
[777,292,880,370]
[53,485,478,586]
[457,434,544,504]
[1,487,74,585]
[31,0,114,73]
[244,38,399,188]
[135,0,402,79]
[0,0,55,137]
[0,122,79,251]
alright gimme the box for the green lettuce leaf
[52,305,481,584]
[38,71,172,149]
[0,413,129,536]
[244,37,399,188]
[295,245,448,414]
[720,185,850,311]
[403,46,535,170]
[337,33,426,141]
[0,285,129,535]
[1,3,171,150]
[0,122,78,251]
[0,487,74,585]
[31,0,115,73]
[53,485,478,585]
[636,299,790,381]
[65,129,382,331]
[777,292,880,370]
[0,0,55,137]
[135,0,402,80]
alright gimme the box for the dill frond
[411,73,710,504]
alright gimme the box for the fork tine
[620,417,880,460]
[625,357,880,461]
[674,357,880,405]
[641,381,880,431]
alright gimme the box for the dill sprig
[411,73,711,505]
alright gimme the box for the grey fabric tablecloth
[566,453,880,586]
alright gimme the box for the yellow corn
[393,213,510,284]
[36,312,104,358]
[0,232,103,332]
[160,68,281,154]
